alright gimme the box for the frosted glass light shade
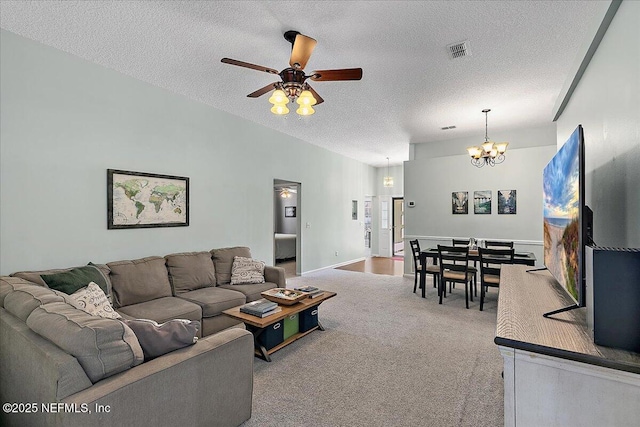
[495,142,509,153]
[271,104,289,115]
[268,89,288,105]
[296,105,315,116]
[482,141,494,153]
[296,90,317,106]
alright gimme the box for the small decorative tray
[261,288,308,305]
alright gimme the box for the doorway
[392,197,404,257]
[274,179,300,278]
[364,196,372,257]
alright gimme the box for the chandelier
[269,81,317,116]
[466,109,508,168]
[383,157,394,187]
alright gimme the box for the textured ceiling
[0,1,608,167]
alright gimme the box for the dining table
[418,248,537,298]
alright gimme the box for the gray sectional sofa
[0,246,285,427]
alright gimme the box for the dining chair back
[437,245,474,308]
[484,240,514,249]
[410,240,439,298]
[452,238,471,247]
[478,247,514,311]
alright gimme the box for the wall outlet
[306,222,311,228]
[335,251,339,256]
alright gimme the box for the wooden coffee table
[223,291,336,362]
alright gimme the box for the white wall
[405,125,558,269]
[556,0,640,248]
[0,31,376,275]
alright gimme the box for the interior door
[392,198,404,256]
[379,197,392,257]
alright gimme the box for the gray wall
[405,124,558,268]
[555,0,639,248]
[0,31,376,275]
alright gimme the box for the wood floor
[336,257,405,276]
[277,257,406,278]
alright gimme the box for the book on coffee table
[295,286,324,298]
[241,306,282,318]
[239,298,278,316]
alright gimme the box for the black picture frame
[452,191,468,214]
[285,206,296,217]
[498,189,517,214]
[107,169,189,229]
[473,190,492,214]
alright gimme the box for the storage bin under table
[222,291,336,362]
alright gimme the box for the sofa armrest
[264,266,286,287]
[57,328,254,427]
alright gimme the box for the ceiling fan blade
[221,58,279,75]
[306,85,324,105]
[246,83,279,98]
[289,34,317,70]
[310,68,363,81]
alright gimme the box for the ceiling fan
[221,30,363,115]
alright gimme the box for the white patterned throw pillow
[230,256,266,285]
[70,282,121,319]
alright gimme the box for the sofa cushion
[70,282,121,320]
[211,247,251,285]
[121,318,200,360]
[178,287,246,318]
[165,251,216,294]
[219,282,279,302]
[230,256,266,285]
[1,278,70,321]
[11,263,113,300]
[116,296,202,324]
[41,265,110,297]
[107,256,172,307]
[26,301,144,383]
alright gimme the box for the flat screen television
[541,124,593,317]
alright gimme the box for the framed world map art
[107,169,189,229]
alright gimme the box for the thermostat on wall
[407,201,416,207]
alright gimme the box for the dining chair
[484,240,514,249]
[478,247,514,311]
[437,245,475,308]
[410,240,439,298]
[451,239,478,296]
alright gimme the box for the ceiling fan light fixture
[268,89,289,105]
[271,104,289,115]
[296,105,315,116]
[296,90,317,106]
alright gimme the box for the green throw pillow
[41,265,109,296]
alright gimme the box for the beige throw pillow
[70,282,121,320]
[230,256,266,285]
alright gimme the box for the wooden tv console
[495,265,640,427]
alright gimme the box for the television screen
[543,126,584,305]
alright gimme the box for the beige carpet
[242,269,503,427]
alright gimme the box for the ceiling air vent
[447,41,470,59]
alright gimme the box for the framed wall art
[285,206,296,217]
[107,169,189,229]
[452,191,468,214]
[474,190,492,214]
[498,190,517,214]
